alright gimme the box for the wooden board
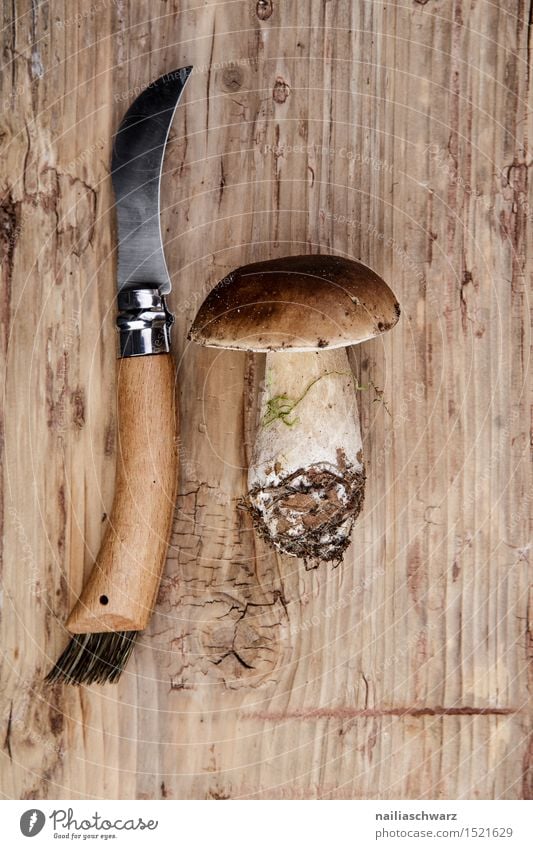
[0,0,531,799]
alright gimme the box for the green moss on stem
[262,369,367,428]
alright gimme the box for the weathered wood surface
[0,0,531,799]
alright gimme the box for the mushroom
[188,254,400,564]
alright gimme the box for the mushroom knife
[47,66,192,685]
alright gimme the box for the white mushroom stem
[247,347,365,563]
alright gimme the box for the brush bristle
[45,631,138,685]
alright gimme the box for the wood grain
[0,0,531,799]
[67,354,177,633]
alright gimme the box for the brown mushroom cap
[188,254,400,352]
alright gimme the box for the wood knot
[272,76,290,104]
[221,65,244,92]
[256,0,273,20]
[163,593,287,690]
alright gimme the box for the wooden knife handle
[67,354,178,633]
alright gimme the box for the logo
[20,809,46,837]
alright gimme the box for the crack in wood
[243,707,522,722]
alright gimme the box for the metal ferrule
[117,288,175,358]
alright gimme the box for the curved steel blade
[111,66,192,294]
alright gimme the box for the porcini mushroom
[189,254,400,564]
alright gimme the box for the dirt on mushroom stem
[245,348,365,565]
[246,463,366,567]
